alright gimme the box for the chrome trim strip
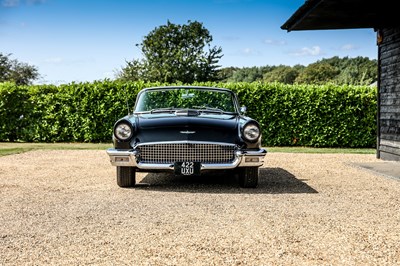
[107,148,267,168]
[135,156,242,170]
[134,140,237,148]
[237,149,267,167]
[107,149,138,167]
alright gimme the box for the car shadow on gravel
[135,167,318,194]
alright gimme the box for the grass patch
[0,142,112,156]
[267,146,376,154]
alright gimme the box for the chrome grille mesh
[137,142,236,164]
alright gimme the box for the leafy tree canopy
[117,20,223,83]
[218,56,377,86]
[295,62,339,85]
[0,53,40,85]
[263,65,304,84]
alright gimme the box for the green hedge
[0,81,377,147]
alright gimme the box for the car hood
[134,113,240,144]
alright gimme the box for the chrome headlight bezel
[241,121,261,143]
[114,120,134,142]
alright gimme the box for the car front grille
[137,142,237,164]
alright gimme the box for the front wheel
[238,167,259,188]
[117,166,136,188]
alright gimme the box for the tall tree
[218,56,377,85]
[217,66,239,82]
[263,65,303,84]
[226,66,274,83]
[0,53,40,85]
[295,62,339,85]
[118,20,223,83]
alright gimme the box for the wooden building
[281,0,400,161]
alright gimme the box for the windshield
[134,87,238,113]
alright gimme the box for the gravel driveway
[1,150,399,265]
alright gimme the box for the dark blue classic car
[106,86,266,188]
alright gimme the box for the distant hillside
[218,56,377,86]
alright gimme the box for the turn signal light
[245,158,259,163]
[115,157,129,162]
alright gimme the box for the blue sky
[0,0,378,84]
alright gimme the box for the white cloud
[1,0,46,7]
[243,48,252,55]
[1,0,19,7]
[242,48,262,56]
[291,46,322,56]
[264,39,287,46]
[340,44,358,51]
[226,47,262,58]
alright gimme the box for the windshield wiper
[193,106,226,114]
[150,107,177,114]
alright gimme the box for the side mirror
[240,106,247,114]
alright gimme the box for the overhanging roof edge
[281,0,324,32]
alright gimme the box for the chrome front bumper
[106,148,267,170]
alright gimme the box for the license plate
[174,162,201,176]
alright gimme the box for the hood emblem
[180,130,196,134]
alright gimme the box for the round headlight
[242,123,260,142]
[114,122,133,141]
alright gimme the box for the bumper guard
[106,148,267,170]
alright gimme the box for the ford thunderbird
[106,86,266,188]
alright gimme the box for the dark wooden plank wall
[379,28,400,160]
